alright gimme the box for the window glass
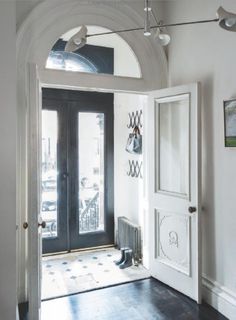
[41,110,58,238]
[46,25,141,78]
[155,95,190,198]
[78,112,105,234]
[46,39,113,74]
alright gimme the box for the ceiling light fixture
[150,10,170,47]
[217,6,236,30]
[65,25,88,52]
[144,0,151,12]
[64,6,236,52]
[144,0,151,36]
[154,27,171,47]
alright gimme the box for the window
[46,26,141,78]
[46,39,114,74]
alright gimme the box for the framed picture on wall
[224,99,236,147]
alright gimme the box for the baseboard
[202,275,236,320]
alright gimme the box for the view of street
[41,110,104,238]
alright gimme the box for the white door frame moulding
[17,0,167,89]
[40,69,153,93]
[16,0,168,305]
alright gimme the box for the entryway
[17,3,171,318]
[41,88,150,301]
[41,88,114,254]
[18,4,203,316]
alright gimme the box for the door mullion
[68,103,79,250]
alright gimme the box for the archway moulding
[17,0,168,91]
[16,0,168,303]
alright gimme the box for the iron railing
[79,192,99,233]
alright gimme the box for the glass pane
[46,26,141,78]
[41,110,58,238]
[78,113,105,233]
[46,50,99,73]
[156,95,189,197]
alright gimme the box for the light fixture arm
[144,0,151,36]
[86,18,219,39]
[159,18,219,28]
[64,6,235,53]
[150,7,160,28]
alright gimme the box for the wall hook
[127,110,143,129]
[127,160,143,178]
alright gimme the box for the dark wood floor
[20,278,227,320]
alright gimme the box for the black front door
[41,88,114,254]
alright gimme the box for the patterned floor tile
[42,248,150,300]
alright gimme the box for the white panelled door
[146,83,201,302]
[28,63,43,320]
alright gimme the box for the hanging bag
[125,126,142,154]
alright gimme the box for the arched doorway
[41,24,144,255]
[17,1,168,318]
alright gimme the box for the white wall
[16,0,42,30]
[114,93,147,236]
[0,2,17,320]
[162,0,236,318]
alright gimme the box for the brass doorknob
[188,206,197,213]
[38,221,46,228]
[23,222,28,229]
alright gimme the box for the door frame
[42,88,115,254]
[27,63,150,319]
[28,69,202,319]
[17,3,169,317]
[17,1,168,305]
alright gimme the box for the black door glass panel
[41,110,58,239]
[42,89,114,254]
[42,102,69,254]
[46,39,114,75]
[78,112,105,234]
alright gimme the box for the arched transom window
[46,26,141,78]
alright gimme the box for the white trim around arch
[16,0,168,308]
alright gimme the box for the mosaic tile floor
[42,248,150,300]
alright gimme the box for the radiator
[117,216,141,263]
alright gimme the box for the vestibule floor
[42,247,150,300]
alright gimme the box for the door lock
[188,206,197,213]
